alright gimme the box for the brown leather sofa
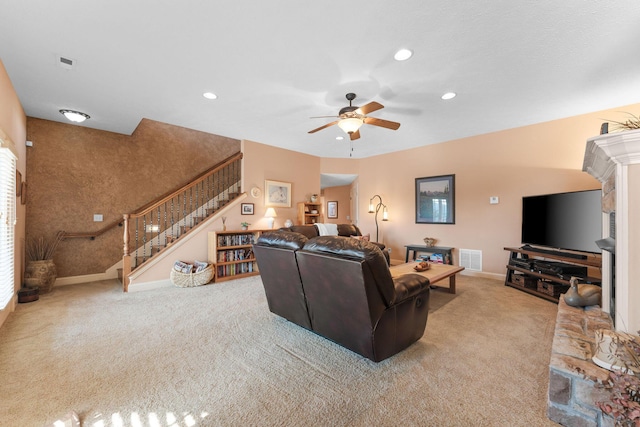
[279,223,390,264]
[254,230,431,362]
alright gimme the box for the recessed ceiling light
[203,92,218,100]
[336,136,344,141]
[441,92,457,100]
[59,109,90,123]
[394,49,413,61]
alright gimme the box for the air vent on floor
[460,249,482,271]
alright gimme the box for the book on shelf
[429,253,444,264]
[217,233,256,247]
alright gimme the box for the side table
[404,245,454,265]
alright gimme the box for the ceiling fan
[308,93,401,141]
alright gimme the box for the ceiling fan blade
[350,130,360,141]
[308,121,339,134]
[357,101,384,115]
[364,117,401,130]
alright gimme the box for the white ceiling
[2,1,640,159]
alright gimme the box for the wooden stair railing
[59,218,123,240]
[122,152,244,291]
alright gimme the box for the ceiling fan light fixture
[394,48,413,61]
[338,117,363,134]
[59,109,90,123]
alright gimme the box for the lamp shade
[338,117,364,134]
[264,207,277,229]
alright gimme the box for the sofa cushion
[283,225,319,239]
[302,236,395,305]
[337,224,361,237]
[257,230,308,249]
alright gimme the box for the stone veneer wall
[548,297,616,426]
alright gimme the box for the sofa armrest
[393,274,430,302]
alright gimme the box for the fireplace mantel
[584,128,640,333]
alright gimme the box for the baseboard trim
[460,270,505,281]
[126,279,173,292]
[55,271,118,286]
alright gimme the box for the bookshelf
[208,230,267,282]
[297,202,323,225]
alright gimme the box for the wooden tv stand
[504,246,602,303]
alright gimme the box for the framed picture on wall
[264,180,292,207]
[241,203,254,215]
[327,201,338,219]
[415,174,455,224]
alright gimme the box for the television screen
[521,190,602,254]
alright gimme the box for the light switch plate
[489,196,499,204]
[93,214,103,222]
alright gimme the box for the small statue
[564,276,602,307]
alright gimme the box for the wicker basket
[170,264,214,288]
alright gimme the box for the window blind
[0,148,16,309]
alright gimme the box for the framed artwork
[241,203,254,215]
[264,180,292,207]
[327,201,338,219]
[415,174,455,224]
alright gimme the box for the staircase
[120,152,244,291]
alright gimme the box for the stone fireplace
[582,128,640,334]
[548,299,613,426]
[546,129,640,426]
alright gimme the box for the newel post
[122,213,131,292]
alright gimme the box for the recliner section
[254,231,431,362]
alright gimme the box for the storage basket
[537,279,569,298]
[512,274,537,289]
[170,264,214,288]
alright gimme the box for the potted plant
[240,222,250,230]
[24,231,63,294]
[594,330,640,426]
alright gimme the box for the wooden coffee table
[390,262,465,294]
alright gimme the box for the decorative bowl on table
[423,237,437,247]
[414,261,431,272]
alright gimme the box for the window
[0,147,16,309]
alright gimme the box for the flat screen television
[521,189,602,254]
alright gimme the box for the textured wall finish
[26,118,240,278]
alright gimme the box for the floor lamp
[368,195,388,242]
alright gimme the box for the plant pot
[24,259,57,294]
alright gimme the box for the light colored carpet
[0,274,560,426]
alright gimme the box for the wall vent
[460,249,482,271]
[56,55,75,69]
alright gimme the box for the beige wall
[323,103,640,273]
[236,140,321,230]
[322,185,351,224]
[25,117,240,277]
[0,59,26,328]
